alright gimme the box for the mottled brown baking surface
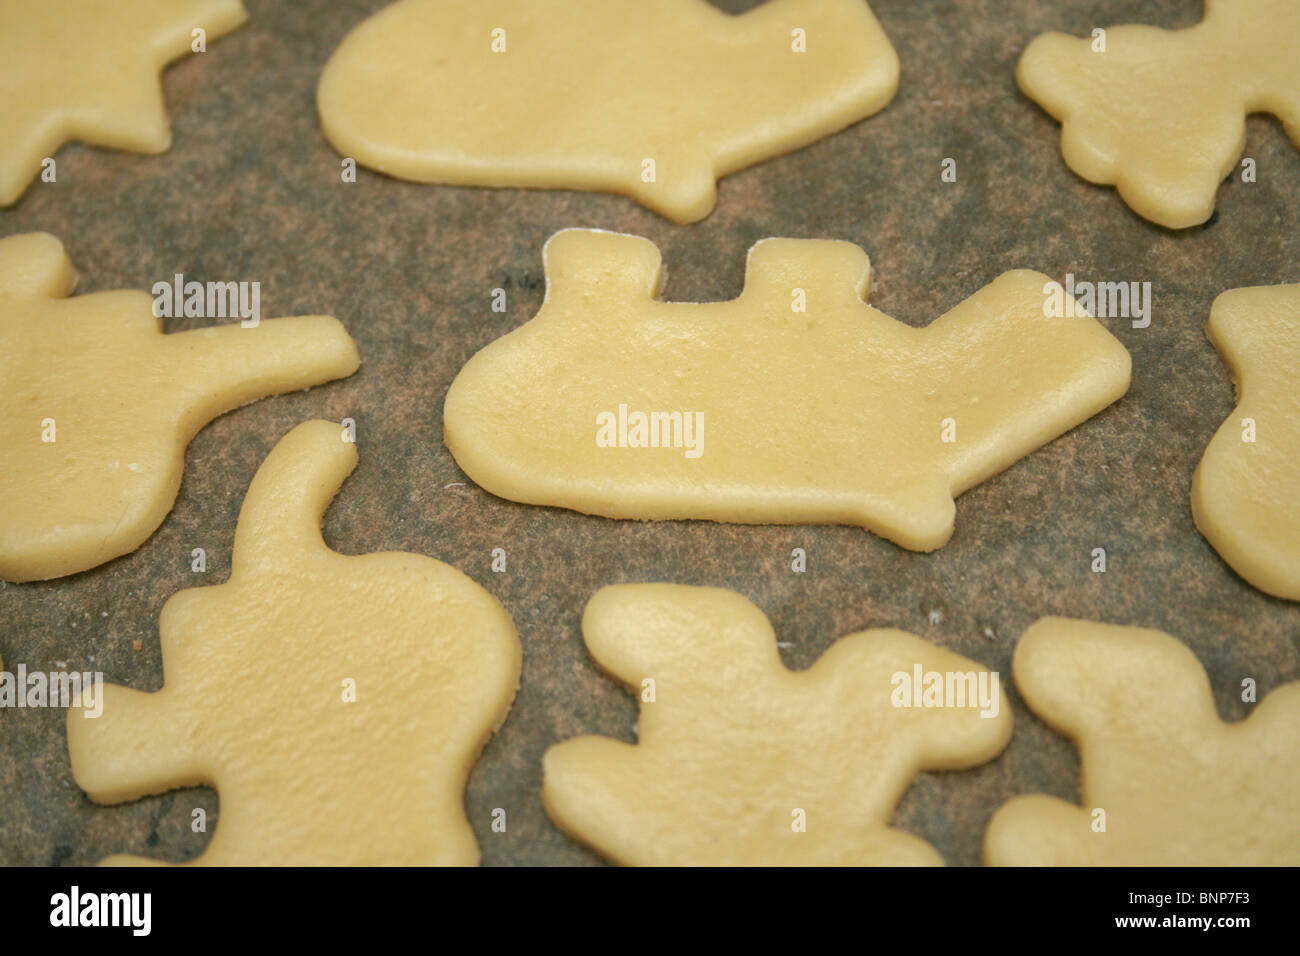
[1,0,1297,866]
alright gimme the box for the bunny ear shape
[582,584,780,690]
[540,229,665,308]
[0,232,76,303]
[807,630,1013,771]
[1013,618,1220,743]
[231,420,358,576]
[161,315,360,425]
[740,238,872,311]
[146,0,248,60]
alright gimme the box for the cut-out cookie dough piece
[0,0,247,206]
[1018,0,1300,229]
[1191,284,1300,601]
[544,584,1012,866]
[984,618,1300,866]
[67,420,522,866]
[444,229,1132,552]
[0,233,359,583]
[317,0,898,223]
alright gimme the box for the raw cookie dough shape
[544,584,1012,866]
[66,420,522,866]
[984,618,1300,866]
[1191,284,1300,601]
[0,233,360,583]
[317,0,899,224]
[444,229,1132,552]
[1017,0,1300,229]
[0,0,247,206]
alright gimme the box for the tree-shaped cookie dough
[984,618,1300,866]
[1192,284,1300,601]
[544,584,1012,865]
[317,0,899,223]
[0,233,360,582]
[0,0,247,205]
[1018,0,1300,228]
[444,229,1132,552]
[67,420,522,865]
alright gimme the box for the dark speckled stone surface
[1,0,1297,866]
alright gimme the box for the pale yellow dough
[317,0,899,223]
[444,229,1132,552]
[67,420,522,866]
[0,233,360,582]
[543,584,1012,866]
[1018,0,1300,229]
[984,618,1300,866]
[1191,284,1300,601]
[0,0,247,206]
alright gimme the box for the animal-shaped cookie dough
[0,233,360,582]
[544,585,1012,865]
[317,0,899,223]
[1018,0,1300,228]
[0,0,247,206]
[984,618,1300,866]
[1191,284,1300,601]
[444,229,1131,552]
[67,420,522,865]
